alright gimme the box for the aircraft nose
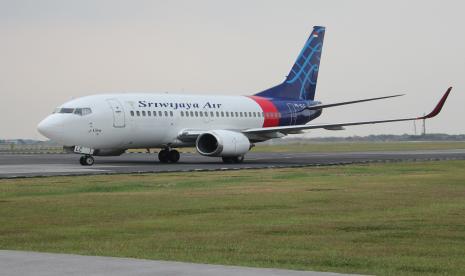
[37,116,62,139]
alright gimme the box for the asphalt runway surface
[0,250,357,276]
[1,149,465,178]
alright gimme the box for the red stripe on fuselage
[248,96,280,127]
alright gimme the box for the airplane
[37,26,452,166]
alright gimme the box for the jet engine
[196,130,251,157]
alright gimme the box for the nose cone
[37,115,63,140]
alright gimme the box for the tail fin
[255,26,325,100]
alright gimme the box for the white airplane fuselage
[38,93,319,151]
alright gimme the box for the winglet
[418,87,452,119]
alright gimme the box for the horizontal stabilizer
[306,94,404,111]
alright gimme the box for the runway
[1,149,465,178]
[0,250,356,276]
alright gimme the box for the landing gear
[222,155,244,164]
[79,155,94,166]
[168,150,180,163]
[158,149,180,163]
[158,149,169,163]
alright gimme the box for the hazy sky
[1,0,464,139]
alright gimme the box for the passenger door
[107,99,126,128]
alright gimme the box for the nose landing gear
[79,155,95,166]
[158,149,180,163]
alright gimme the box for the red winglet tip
[419,87,452,119]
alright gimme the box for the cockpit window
[74,108,92,116]
[53,107,92,116]
[58,108,75,114]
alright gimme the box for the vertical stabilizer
[254,26,325,100]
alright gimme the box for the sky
[0,0,464,139]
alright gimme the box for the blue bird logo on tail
[254,26,326,101]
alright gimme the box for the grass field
[252,141,465,153]
[1,161,465,275]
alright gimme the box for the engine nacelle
[196,130,251,157]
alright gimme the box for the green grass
[1,161,465,275]
[252,141,465,153]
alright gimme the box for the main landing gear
[158,149,180,163]
[79,155,95,166]
[222,155,244,164]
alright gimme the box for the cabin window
[164,111,168,117]
[141,111,146,116]
[204,111,208,117]
[136,111,140,116]
[221,111,224,117]
[130,111,134,116]
[180,111,184,117]
[158,111,162,116]
[210,111,214,117]
[216,111,220,117]
[226,112,229,117]
[170,111,173,117]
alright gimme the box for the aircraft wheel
[168,150,180,163]
[222,157,234,164]
[232,155,245,163]
[222,156,245,164]
[81,155,94,166]
[158,150,169,163]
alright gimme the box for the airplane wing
[305,94,404,111]
[243,87,452,136]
